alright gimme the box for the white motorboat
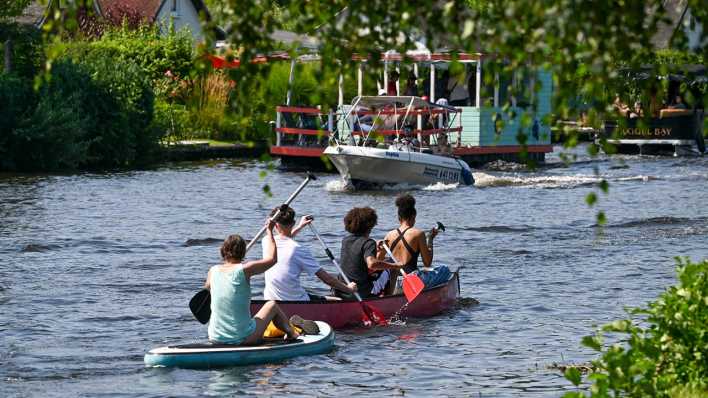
[325,96,474,187]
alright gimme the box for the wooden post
[395,64,400,95]
[357,63,363,97]
[475,59,482,108]
[338,73,344,109]
[430,64,436,102]
[275,111,282,146]
[286,58,296,106]
[383,61,388,93]
[4,39,12,73]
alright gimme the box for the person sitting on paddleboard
[383,194,450,293]
[205,219,313,345]
[336,207,403,299]
[263,205,357,301]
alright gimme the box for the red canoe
[250,272,461,329]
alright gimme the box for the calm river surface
[2,144,707,397]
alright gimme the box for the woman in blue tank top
[205,219,299,345]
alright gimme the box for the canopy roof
[353,96,457,110]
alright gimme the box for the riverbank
[161,140,269,161]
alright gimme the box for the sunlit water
[2,144,708,397]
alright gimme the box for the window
[171,0,178,13]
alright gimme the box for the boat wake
[325,179,352,192]
[422,182,459,191]
[473,172,656,189]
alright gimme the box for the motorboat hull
[324,145,474,186]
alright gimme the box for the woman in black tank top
[383,194,438,294]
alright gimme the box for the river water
[2,144,707,397]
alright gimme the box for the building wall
[459,69,553,147]
[156,0,204,41]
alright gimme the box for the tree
[0,0,31,20]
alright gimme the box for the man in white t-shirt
[262,205,356,301]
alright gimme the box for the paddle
[382,242,425,303]
[435,221,446,232]
[189,172,318,324]
[306,223,388,327]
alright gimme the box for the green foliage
[0,72,36,169]
[0,0,31,20]
[0,21,43,77]
[1,53,158,171]
[70,52,158,167]
[63,24,195,83]
[563,258,708,397]
[652,49,704,66]
[8,61,100,170]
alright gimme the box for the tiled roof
[13,1,48,26]
[96,0,163,22]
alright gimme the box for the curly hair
[395,193,416,221]
[270,205,296,227]
[344,207,378,235]
[221,234,246,262]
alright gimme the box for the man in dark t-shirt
[337,207,402,298]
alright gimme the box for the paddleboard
[144,321,334,369]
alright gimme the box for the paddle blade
[189,289,211,324]
[360,303,388,326]
[402,274,425,303]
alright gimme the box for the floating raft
[144,321,334,369]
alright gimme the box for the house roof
[97,0,162,22]
[95,0,213,22]
[12,1,48,27]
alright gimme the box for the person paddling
[336,207,403,299]
[383,194,450,293]
[263,205,357,301]
[205,219,307,345]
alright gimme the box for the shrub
[3,54,158,171]
[9,62,102,170]
[63,24,195,83]
[185,72,233,139]
[76,53,158,166]
[0,73,37,169]
[563,258,708,398]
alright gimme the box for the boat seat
[660,109,694,118]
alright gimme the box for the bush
[63,24,194,83]
[563,258,708,398]
[0,73,37,169]
[9,62,103,170]
[2,54,158,171]
[75,53,159,166]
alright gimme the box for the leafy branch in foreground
[563,258,708,398]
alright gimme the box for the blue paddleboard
[144,321,334,369]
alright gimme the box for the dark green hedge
[1,55,158,171]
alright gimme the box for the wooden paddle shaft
[308,224,365,302]
[244,172,316,253]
